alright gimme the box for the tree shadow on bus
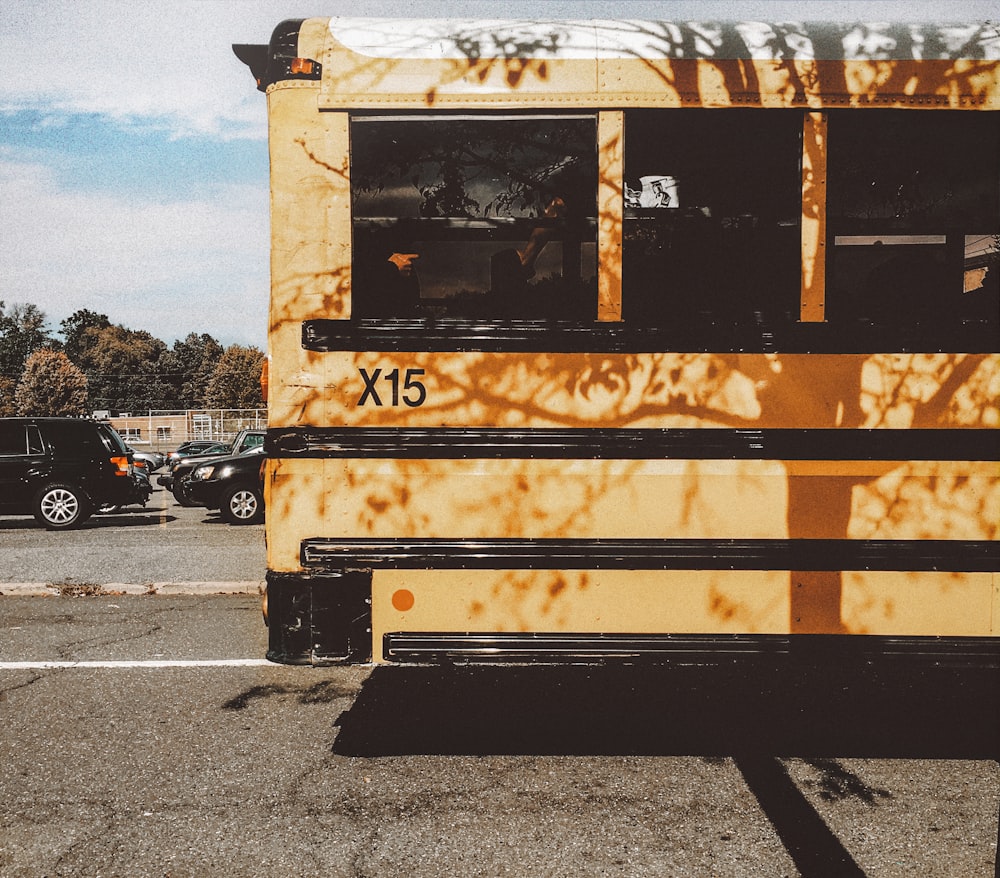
[331,660,999,760]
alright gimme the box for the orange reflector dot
[391,589,415,612]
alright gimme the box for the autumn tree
[14,349,89,417]
[59,309,112,363]
[0,376,16,417]
[0,301,58,386]
[67,322,172,413]
[159,332,225,409]
[204,345,265,409]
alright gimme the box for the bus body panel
[242,17,1000,665]
[370,569,997,663]
[265,348,1000,430]
[265,456,997,568]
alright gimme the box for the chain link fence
[102,409,267,451]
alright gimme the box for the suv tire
[34,483,91,530]
[220,484,264,525]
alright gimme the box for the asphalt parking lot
[1,483,998,877]
[2,595,999,878]
[0,483,264,593]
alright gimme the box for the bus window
[621,109,802,333]
[350,115,598,321]
[827,110,1000,335]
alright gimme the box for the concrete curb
[0,582,264,597]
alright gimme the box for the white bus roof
[328,18,1000,61]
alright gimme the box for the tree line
[0,303,265,417]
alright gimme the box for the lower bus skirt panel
[264,568,999,668]
[271,533,1000,665]
[266,571,372,665]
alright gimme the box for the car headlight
[194,464,235,481]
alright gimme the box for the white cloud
[0,1,310,140]
[1,0,994,352]
[0,151,270,346]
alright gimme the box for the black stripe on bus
[302,318,999,355]
[380,632,1000,667]
[299,538,998,572]
[267,427,998,461]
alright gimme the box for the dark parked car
[157,442,230,491]
[128,446,166,472]
[184,446,265,524]
[96,465,153,514]
[165,440,231,467]
[159,428,265,504]
[0,417,150,529]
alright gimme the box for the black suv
[0,418,150,529]
[160,428,265,505]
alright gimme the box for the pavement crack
[53,623,164,661]
[0,672,46,699]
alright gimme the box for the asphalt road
[1,483,998,876]
[0,484,264,590]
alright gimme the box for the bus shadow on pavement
[331,661,1000,759]
[331,661,1000,878]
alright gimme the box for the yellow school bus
[234,18,999,665]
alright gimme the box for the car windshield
[100,425,129,454]
[230,434,264,453]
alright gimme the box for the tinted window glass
[0,423,26,455]
[827,110,999,330]
[97,424,128,454]
[44,421,101,454]
[622,109,802,328]
[351,115,598,320]
[26,426,43,454]
[240,433,264,453]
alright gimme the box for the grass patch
[52,582,107,597]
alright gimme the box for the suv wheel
[34,483,91,530]
[220,484,264,525]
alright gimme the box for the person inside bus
[490,161,592,303]
[490,193,567,298]
[352,228,421,318]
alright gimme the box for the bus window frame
[302,105,998,356]
[348,110,602,323]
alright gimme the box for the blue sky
[1,0,995,349]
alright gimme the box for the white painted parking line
[0,659,276,669]
[157,486,171,527]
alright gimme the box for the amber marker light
[392,589,415,612]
